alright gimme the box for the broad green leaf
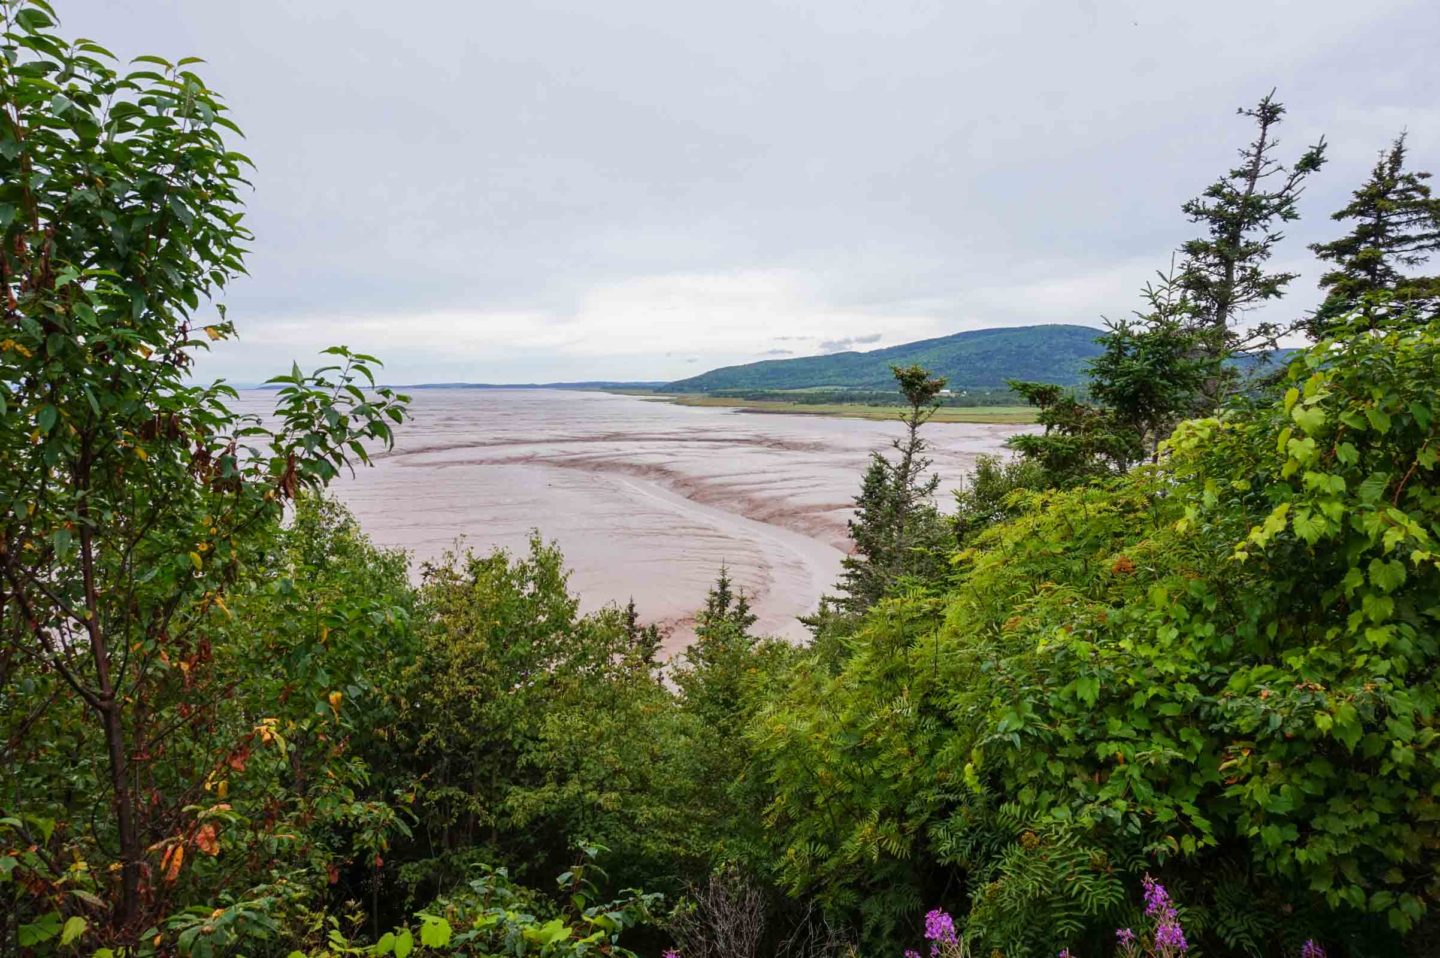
[1291,404,1326,434]
[418,917,451,949]
[61,915,87,946]
[15,7,55,30]
[523,918,571,946]
[19,912,62,946]
[1369,558,1407,593]
[1292,508,1324,544]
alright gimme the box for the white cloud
[204,270,950,383]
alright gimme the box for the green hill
[661,324,1106,392]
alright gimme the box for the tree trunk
[78,455,141,931]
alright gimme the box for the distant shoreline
[629,392,1037,425]
[233,382,1037,425]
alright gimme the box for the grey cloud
[819,333,884,353]
[758,349,795,357]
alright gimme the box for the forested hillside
[661,324,1104,392]
[5,4,1440,958]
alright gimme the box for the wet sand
[243,389,1023,652]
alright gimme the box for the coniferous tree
[836,365,951,613]
[670,567,791,872]
[623,596,665,666]
[695,563,757,640]
[1005,380,1129,485]
[1088,269,1217,455]
[1308,133,1440,334]
[1009,268,1217,485]
[1178,91,1327,364]
[672,566,760,790]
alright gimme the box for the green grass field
[641,393,1037,424]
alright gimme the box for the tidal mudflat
[243,388,1023,651]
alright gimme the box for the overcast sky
[61,0,1440,384]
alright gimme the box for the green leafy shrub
[753,315,1440,955]
[394,537,704,898]
[285,850,660,958]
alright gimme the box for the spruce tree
[623,596,664,666]
[1009,266,1217,484]
[1308,133,1440,334]
[836,365,950,613]
[675,565,760,724]
[1178,91,1327,362]
[1088,268,1217,456]
[695,563,757,640]
[1006,380,1128,485]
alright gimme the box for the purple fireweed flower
[1141,875,1187,954]
[1301,941,1326,958]
[1154,918,1188,954]
[1142,875,1176,920]
[662,950,680,958]
[1058,950,1074,958]
[904,951,921,958]
[923,909,958,944]
[1116,928,1136,945]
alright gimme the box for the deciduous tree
[0,1,406,944]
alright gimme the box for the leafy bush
[298,851,661,958]
[393,537,705,898]
[753,315,1440,955]
[7,1,1440,955]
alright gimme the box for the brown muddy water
[241,389,1023,653]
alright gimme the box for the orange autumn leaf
[195,824,220,856]
[162,844,184,882]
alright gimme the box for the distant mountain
[662,324,1106,393]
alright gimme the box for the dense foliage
[396,537,699,896]
[0,1,408,949]
[755,314,1440,956]
[7,4,1440,958]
